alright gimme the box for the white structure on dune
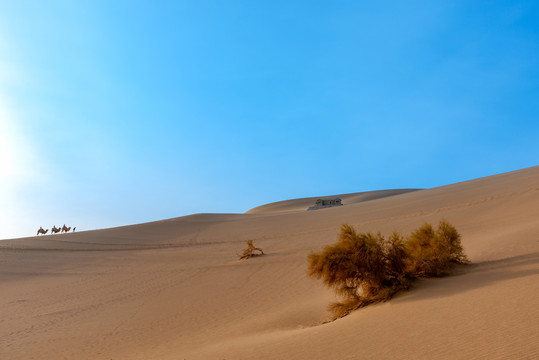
[307,198,343,211]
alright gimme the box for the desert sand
[1,166,538,359]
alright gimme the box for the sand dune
[1,166,538,359]
[246,188,421,214]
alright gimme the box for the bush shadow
[397,252,539,303]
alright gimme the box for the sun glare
[0,107,26,181]
[0,102,43,239]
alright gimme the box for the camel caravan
[37,224,76,236]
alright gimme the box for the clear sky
[1,1,538,240]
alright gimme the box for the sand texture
[1,166,538,359]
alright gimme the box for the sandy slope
[1,166,538,359]
[246,188,421,213]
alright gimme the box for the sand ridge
[245,188,421,214]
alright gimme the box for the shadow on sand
[397,252,539,303]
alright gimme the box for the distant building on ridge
[307,198,343,211]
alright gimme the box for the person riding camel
[37,227,48,235]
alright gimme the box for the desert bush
[239,240,264,260]
[308,220,468,319]
[405,220,469,277]
[308,226,412,318]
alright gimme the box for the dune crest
[246,188,421,214]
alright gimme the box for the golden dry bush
[405,220,469,277]
[308,220,468,319]
[239,240,264,260]
[308,225,412,318]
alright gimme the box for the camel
[51,225,61,234]
[37,227,49,236]
[61,224,71,233]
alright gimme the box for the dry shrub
[239,240,264,260]
[405,220,469,277]
[308,220,468,319]
[308,226,412,318]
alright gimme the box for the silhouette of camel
[51,225,61,234]
[61,224,71,233]
[37,227,49,236]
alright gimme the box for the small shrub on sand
[405,220,469,277]
[239,240,264,260]
[308,220,468,319]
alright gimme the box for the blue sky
[1,1,538,239]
